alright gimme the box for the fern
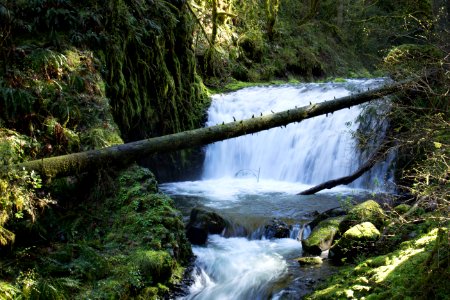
[0,83,35,123]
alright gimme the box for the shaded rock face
[302,216,346,255]
[339,200,385,234]
[308,207,347,230]
[186,208,228,245]
[264,218,291,239]
[329,222,381,263]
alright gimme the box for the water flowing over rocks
[264,218,291,239]
[161,81,396,299]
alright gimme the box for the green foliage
[0,167,53,246]
[0,81,36,124]
[0,165,192,299]
[99,0,208,140]
[383,44,444,79]
[306,228,449,299]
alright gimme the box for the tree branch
[298,141,393,195]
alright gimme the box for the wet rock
[296,256,323,266]
[329,222,381,263]
[302,216,345,255]
[264,218,291,239]
[339,200,385,233]
[186,208,228,245]
[308,207,346,230]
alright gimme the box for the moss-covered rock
[307,207,347,230]
[302,216,345,255]
[394,203,411,214]
[339,200,385,234]
[306,228,449,300]
[296,256,323,266]
[329,222,381,263]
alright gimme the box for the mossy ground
[0,165,192,299]
[306,227,450,300]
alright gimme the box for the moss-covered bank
[0,1,207,297]
[0,165,192,299]
[306,227,449,299]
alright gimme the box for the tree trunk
[211,0,218,45]
[17,80,412,179]
[337,0,344,27]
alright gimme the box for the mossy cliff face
[0,165,192,299]
[100,0,209,140]
[1,0,208,143]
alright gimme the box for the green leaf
[433,142,442,149]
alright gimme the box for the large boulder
[329,222,381,263]
[264,218,291,239]
[339,200,385,233]
[186,208,229,245]
[302,216,345,255]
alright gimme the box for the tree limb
[298,141,392,195]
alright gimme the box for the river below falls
[162,179,372,299]
[160,79,393,299]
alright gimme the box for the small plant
[337,194,354,212]
[0,166,54,246]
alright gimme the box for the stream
[161,79,393,299]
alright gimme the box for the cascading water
[203,79,390,186]
[161,79,394,300]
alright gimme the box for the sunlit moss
[306,228,449,300]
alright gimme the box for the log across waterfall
[16,78,413,180]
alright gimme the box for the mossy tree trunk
[17,80,412,179]
[266,0,280,40]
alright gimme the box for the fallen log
[298,142,392,195]
[16,80,411,179]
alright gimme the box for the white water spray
[203,79,388,187]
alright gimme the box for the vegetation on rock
[306,227,449,299]
[0,165,192,299]
[302,216,345,255]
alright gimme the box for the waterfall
[164,79,395,300]
[202,79,392,189]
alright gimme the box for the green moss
[394,204,411,214]
[330,222,381,263]
[339,200,386,233]
[0,165,191,299]
[80,127,123,150]
[306,228,449,300]
[303,216,345,255]
[343,222,381,241]
[296,256,323,266]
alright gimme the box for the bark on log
[16,80,410,179]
